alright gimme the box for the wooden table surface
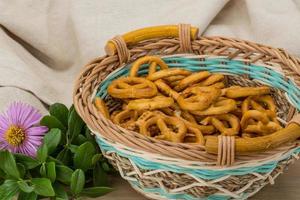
[96,161,300,200]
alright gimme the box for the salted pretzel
[225,86,270,98]
[201,114,240,136]
[240,110,270,129]
[191,98,237,116]
[159,105,216,134]
[108,77,157,99]
[174,71,211,91]
[129,56,169,77]
[196,74,224,87]
[241,96,280,125]
[178,86,221,111]
[183,126,205,145]
[244,121,282,135]
[127,96,174,110]
[154,79,181,99]
[147,68,192,81]
[140,115,187,142]
[94,97,110,119]
[112,109,139,131]
[164,75,187,83]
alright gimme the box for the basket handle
[205,115,300,156]
[105,25,199,56]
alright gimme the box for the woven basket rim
[73,32,300,165]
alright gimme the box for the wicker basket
[73,24,300,199]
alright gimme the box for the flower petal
[26,126,48,136]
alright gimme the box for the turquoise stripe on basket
[96,136,300,200]
[96,57,300,110]
[96,136,300,181]
[130,182,231,200]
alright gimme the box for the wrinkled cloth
[1,0,300,112]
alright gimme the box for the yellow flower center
[5,125,26,146]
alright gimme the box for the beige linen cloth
[1,0,300,199]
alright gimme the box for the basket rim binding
[73,24,300,166]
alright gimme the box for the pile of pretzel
[95,56,282,145]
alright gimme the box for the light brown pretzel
[129,56,168,77]
[140,115,187,142]
[174,71,210,91]
[108,77,157,99]
[127,96,174,110]
[94,97,110,119]
[201,114,240,136]
[191,98,237,116]
[225,86,270,98]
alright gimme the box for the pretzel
[112,109,139,131]
[240,110,270,129]
[155,79,181,99]
[108,77,157,98]
[159,106,216,134]
[183,127,205,145]
[191,98,237,116]
[179,115,215,135]
[147,68,192,81]
[201,114,240,136]
[225,86,270,98]
[177,86,221,111]
[129,56,168,77]
[164,75,187,83]
[196,74,224,87]
[174,71,211,91]
[244,121,282,135]
[252,95,276,112]
[127,96,174,110]
[140,115,187,142]
[94,97,110,119]
[169,80,182,88]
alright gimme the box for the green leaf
[31,178,55,197]
[49,103,69,127]
[102,162,110,172]
[43,128,62,154]
[68,144,79,154]
[53,182,68,200]
[40,115,66,132]
[93,163,108,187]
[46,162,56,183]
[47,156,63,165]
[73,134,87,145]
[40,163,47,177]
[17,163,26,178]
[0,180,20,200]
[15,154,40,169]
[17,180,34,193]
[68,105,75,119]
[37,144,48,163]
[80,187,113,198]
[0,151,20,179]
[0,168,6,179]
[55,165,73,185]
[56,148,72,166]
[73,142,96,172]
[70,169,85,196]
[68,109,85,142]
[17,191,37,200]
[92,154,102,165]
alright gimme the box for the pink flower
[0,102,48,157]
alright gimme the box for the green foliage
[0,104,113,199]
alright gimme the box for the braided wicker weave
[73,24,300,199]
